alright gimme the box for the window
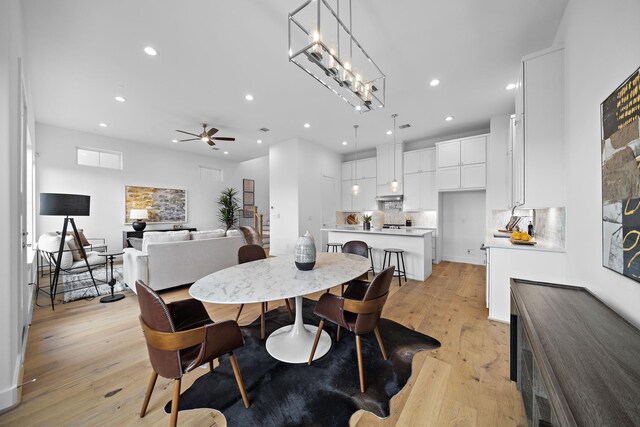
[77,147,123,170]
[200,165,223,182]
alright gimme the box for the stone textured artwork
[125,186,186,223]
[602,67,640,280]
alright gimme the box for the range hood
[375,195,403,202]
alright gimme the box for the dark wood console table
[510,278,640,426]
[122,228,197,248]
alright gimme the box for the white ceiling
[23,0,567,162]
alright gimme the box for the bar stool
[368,246,375,276]
[326,243,343,252]
[382,248,407,287]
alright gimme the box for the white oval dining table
[189,252,370,363]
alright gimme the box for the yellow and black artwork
[602,67,640,280]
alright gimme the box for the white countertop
[484,235,565,253]
[323,227,432,237]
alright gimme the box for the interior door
[322,176,336,251]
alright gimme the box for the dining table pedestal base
[265,296,331,363]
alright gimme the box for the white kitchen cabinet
[342,177,376,211]
[437,166,461,190]
[436,141,460,168]
[376,142,403,195]
[351,178,376,211]
[355,158,376,179]
[514,46,564,208]
[404,148,436,174]
[342,157,375,181]
[461,163,486,189]
[436,135,487,191]
[341,180,353,210]
[486,246,565,322]
[404,171,437,210]
[341,161,354,181]
[461,137,486,165]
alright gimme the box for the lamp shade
[129,209,149,220]
[40,193,90,216]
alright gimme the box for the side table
[98,251,125,303]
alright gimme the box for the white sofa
[123,230,245,293]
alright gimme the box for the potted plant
[217,187,240,232]
[362,214,372,231]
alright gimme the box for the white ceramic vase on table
[371,210,385,230]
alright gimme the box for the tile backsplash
[491,207,565,248]
[336,210,437,227]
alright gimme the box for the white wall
[0,0,29,411]
[487,115,512,230]
[269,138,341,255]
[36,124,242,252]
[269,139,300,255]
[554,0,640,326]
[441,191,486,265]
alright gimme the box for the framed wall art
[125,185,187,223]
[601,67,640,281]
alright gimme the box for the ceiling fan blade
[211,147,220,151]
[207,127,219,136]
[178,138,198,142]
[176,130,199,137]
[211,137,235,141]
[206,139,216,147]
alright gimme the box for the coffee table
[189,252,370,363]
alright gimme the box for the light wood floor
[0,262,526,427]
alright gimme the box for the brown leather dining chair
[308,266,395,393]
[235,244,293,339]
[136,280,250,427]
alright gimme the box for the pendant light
[352,124,360,195]
[390,114,399,192]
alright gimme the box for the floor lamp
[40,193,97,309]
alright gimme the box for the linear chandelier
[288,0,386,112]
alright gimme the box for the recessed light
[304,123,311,128]
[143,46,157,56]
[99,123,107,127]
[257,139,263,144]
[444,116,454,122]
[430,79,440,86]
[223,151,229,155]
[342,141,348,146]
[505,83,516,90]
[355,105,362,111]
[114,96,126,103]
[245,94,254,101]
[386,130,392,135]
[171,139,178,143]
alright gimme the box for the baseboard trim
[0,358,21,413]
[442,255,485,266]
[488,316,510,325]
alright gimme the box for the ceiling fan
[175,123,236,148]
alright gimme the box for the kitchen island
[322,227,432,281]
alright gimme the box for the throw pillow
[226,229,241,237]
[57,229,90,250]
[141,230,190,253]
[128,237,143,251]
[38,232,73,270]
[65,235,83,261]
[190,230,225,240]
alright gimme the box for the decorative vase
[363,222,371,230]
[371,210,385,230]
[294,231,316,271]
[132,220,147,231]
